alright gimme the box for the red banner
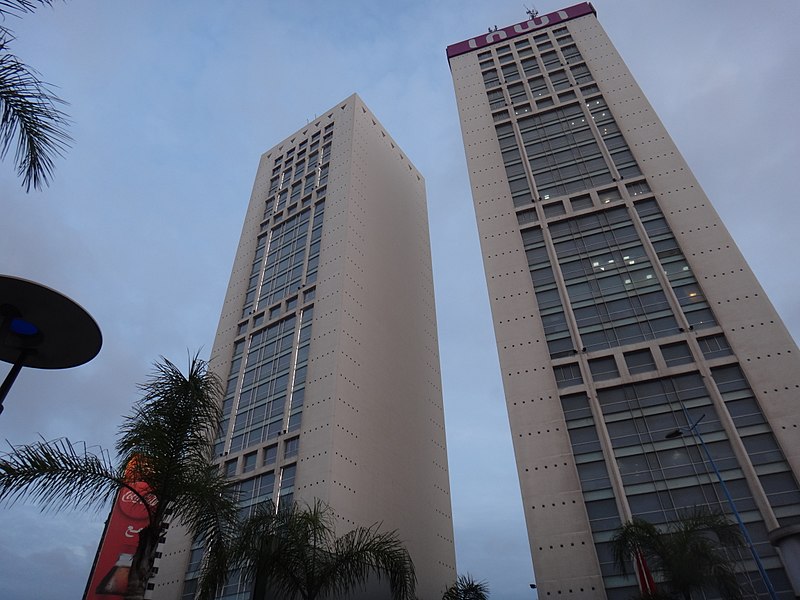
[83,460,155,599]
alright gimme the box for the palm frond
[610,518,663,577]
[0,436,121,512]
[612,508,745,600]
[117,354,222,472]
[442,573,490,600]
[0,1,55,16]
[0,32,70,191]
[216,500,417,600]
[324,524,416,600]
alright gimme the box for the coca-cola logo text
[120,489,158,507]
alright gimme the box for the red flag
[634,549,657,595]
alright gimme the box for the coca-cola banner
[83,458,156,599]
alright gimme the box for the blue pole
[682,414,779,600]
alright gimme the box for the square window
[660,342,693,367]
[284,437,299,459]
[570,194,593,211]
[589,356,619,381]
[626,180,651,196]
[243,452,257,473]
[624,349,656,374]
[697,334,732,359]
[554,363,583,388]
[517,208,538,225]
[264,444,278,466]
[597,187,621,204]
[558,91,577,102]
[224,459,237,478]
[543,201,566,218]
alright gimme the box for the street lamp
[0,275,102,414]
[665,413,778,600]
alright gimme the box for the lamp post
[665,413,778,600]
[0,275,102,414]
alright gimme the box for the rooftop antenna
[525,4,539,19]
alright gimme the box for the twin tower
[153,4,800,599]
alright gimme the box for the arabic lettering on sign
[445,2,596,59]
[124,525,144,539]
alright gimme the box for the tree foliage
[442,573,490,600]
[0,0,71,191]
[200,499,416,600]
[611,509,744,600]
[0,355,237,600]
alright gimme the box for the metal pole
[0,350,27,414]
[682,414,779,600]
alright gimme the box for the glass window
[280,463,297,490]
[549,69,570,91]
[660,342,693,367]
[243,451,257,473]
[624,349,656,374]
[284,437,299,459]
[589,356,619,381]
[597,187,621,204]
[697,334,732,359]
[517,208,538,225]
[558,91,577,102]
[225,459,237,477]
[742,433,785,466]
[501,63,520,82]
[570,194,593,211]
[627,180,651,196]
[264,444,278,465]
[541,51,560,69]
[554,363,583,388]
[560,392,592,421]
[543,201,566,218]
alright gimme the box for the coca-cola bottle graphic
[95,553,132,595]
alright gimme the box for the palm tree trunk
[125,524,159,600]
[251,573,267,600]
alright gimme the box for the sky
[1,1,799,599]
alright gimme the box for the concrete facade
[151,94,455,600]
[448,4,800,599]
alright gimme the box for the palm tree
[611,508,744,600]
[442,573,490,600]
[0,0,71,191]
[201,499,416,600]
[0,355,238,600]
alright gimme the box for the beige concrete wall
[450,8,800,599]
[150,95,454,599]
[449,23,606,598]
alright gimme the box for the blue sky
[1,2,799,599]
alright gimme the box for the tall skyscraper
[448,4,800,599]
[152,93,455,599]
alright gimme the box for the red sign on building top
[446,3,596,59]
